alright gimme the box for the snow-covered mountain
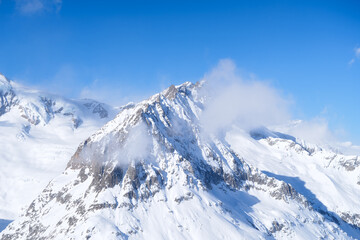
[0,74,117,221]
[1,81,360,239]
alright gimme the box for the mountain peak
[0,73,120,222]
[0,73,12,92]
[2,81,359,239]
[0,74,16,116]
[0,73,10,83]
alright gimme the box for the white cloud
[10,65,78,98]
[285,118,335,145]
[200,59,291,135]
[41,65,78,97]
[199,59,360,155]
[349,58,355,65]
[356,47,360,58]
[80,77,158,107]
[337,141,360,155]
[15,0,62,14]
[16,0,43,13]
[80,79,131,107]
[273,118,360,155]
[122,122,152,163]
[80,121,152,166]
[349,47,360,65]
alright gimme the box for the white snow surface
[227,127,360,215]
[0,74,117,219]
[1,81,360,239]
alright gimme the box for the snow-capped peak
[2,82,359,239]
[0,74,118,221]
[0,73,10,84]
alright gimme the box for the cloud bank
[199,59,360,155]
[200,59,291,135]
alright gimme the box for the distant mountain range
[0,78,359,239]
[0,73,117,220]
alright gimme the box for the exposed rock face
[270,221,285,233]
[340,157,360,171]
[0,74,17,116]
[339,212,360,229]
[83,101,109,119]
[0,74,119,222]
[0,74,113,128]
[1,82,360,240]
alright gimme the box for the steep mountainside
[228,126,360,230]
[0,74,117,220]
[1,82,359,239]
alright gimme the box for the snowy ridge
[228,126,360,230]
[0,74,117,220]
[1,82,360,239]
[0,74,17,116]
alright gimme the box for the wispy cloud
[80,79,148,107]
[349,47,360,66]
[200,59,291,135]
[279,118,360,155]
[45,65,78,97]
[12,65,79,98]
[200,59,360,154]
[356,47,360,58]
[15,0,62,15]
[285,118,336,145]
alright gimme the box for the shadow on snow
[262,171,360,239]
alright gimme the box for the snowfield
[0,74,117,220]
[0,78,359,239]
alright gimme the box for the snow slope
[227,126,360,231]
[1,82,359,239]
[0,74,117,220]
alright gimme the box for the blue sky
[0,0,360,143]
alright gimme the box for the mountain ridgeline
[0,74,110,128]
[1,81,360,239]
[0,74,117,221]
